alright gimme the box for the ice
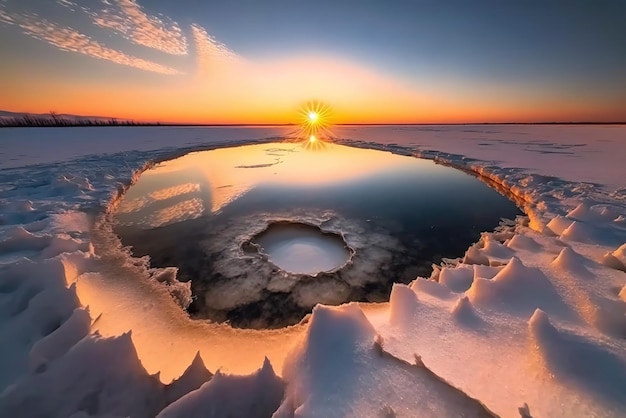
[410,275,453,299]
[481,235,515,261]
[164,352,213,406]
[29,307,91,373]
[157,358,283,418]
[0,125,625,417]
[387,283,420,327]
[463,245,490,265]
[252,223,351,275]
[0,332,165,418]
[291,278,352,308]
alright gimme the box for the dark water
[115,141,522,328]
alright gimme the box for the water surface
[115,142,522,328]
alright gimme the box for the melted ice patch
[252,223,350,275]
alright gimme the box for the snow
[0,125,625,417]
[279,303,496,417]
[157,358,284,418]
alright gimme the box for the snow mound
[279,304,496,417]
[559,221,598,244]
[0,257,84,390]
[566,202,598,222]
[388,283,420,326]
[451,296,484,328]
[439,265,474,293]
[481,235,515,262]
[528,309,626,410]
[466,257,572,317]
[613,243,626,262]
[463,246,490,265]
[0,332,165,418]
[472,264,504,280]
[164,352,214,406]
[505,233,542,252]
[29,307,91,373]
[157,358,283,418]
[604,243,626,272]
[551,247,591,276]
[546,216,573,236]
[410,277,453,300]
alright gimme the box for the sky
[0,0,625,124]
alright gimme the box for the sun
[298,101,333,140]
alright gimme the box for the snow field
[0,125,624,417]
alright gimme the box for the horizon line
[1,111,624,126]
[140,121,626,126]
[2,122,625,128]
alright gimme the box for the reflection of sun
[298,101,333,140]
[285,101,334,150]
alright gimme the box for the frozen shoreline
[0,126,625,417]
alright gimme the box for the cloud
[90,0,188,55]
[0,6,14,24]
[191,23,240,76]
[0,8,182,75]
[56,0,78,10]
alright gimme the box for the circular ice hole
[251,222,351,275]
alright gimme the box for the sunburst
[297,101,334,141]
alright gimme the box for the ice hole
[250,222,351,275]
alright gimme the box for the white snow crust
[0,125,625,417]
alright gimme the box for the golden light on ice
[309,134,317,143]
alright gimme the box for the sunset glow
[0,1,624,123]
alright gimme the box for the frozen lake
[113,142,521,328]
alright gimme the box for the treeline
[0,112,154,127]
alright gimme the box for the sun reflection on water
[290,101,334,149]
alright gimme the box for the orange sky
[4,55,623,124]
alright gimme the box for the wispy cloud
[56,0,78,10]
[0,4,14,24]
[191,23,239,75]
[0,8,182,75]
[2,1,241,78]
[90,0,188,55]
